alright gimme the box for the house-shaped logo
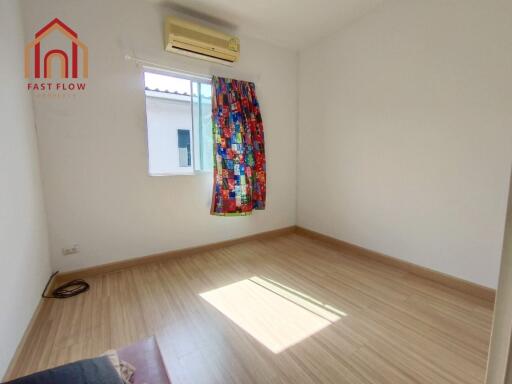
[25,18,88,79]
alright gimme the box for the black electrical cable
[42,271,90,299]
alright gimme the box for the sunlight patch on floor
[200,276,346,353]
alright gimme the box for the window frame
[143,66,212,177]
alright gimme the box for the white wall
[19,0,510,289]
[298,0,512,288]
[21,0,298,272]
[0,0,52,378]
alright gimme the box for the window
[144,70,212,175]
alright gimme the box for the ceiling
[151,0,384,50]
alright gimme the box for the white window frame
[143,66,212,177]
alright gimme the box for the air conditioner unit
[165,17,240,65]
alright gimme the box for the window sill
[149,170,212,177]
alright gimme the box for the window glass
[144,71,212,175]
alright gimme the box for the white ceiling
[152,0,384,50]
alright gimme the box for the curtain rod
[124,54,260,84]
[124,54,212,80]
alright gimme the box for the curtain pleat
[211,76,266,216]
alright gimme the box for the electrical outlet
[62,244,80,256]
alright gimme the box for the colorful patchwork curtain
[211,76,266,216]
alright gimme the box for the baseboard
[55,226,297,284]
[2,268,59,381]
[54,224,495,303]
[295,226,496,303]
[3,303,42,380]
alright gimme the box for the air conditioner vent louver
[169,25,236,51]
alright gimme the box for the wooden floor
[7,233,494,383]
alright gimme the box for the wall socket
[62,244,80,256]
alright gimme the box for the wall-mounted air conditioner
[165,17,240,65]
